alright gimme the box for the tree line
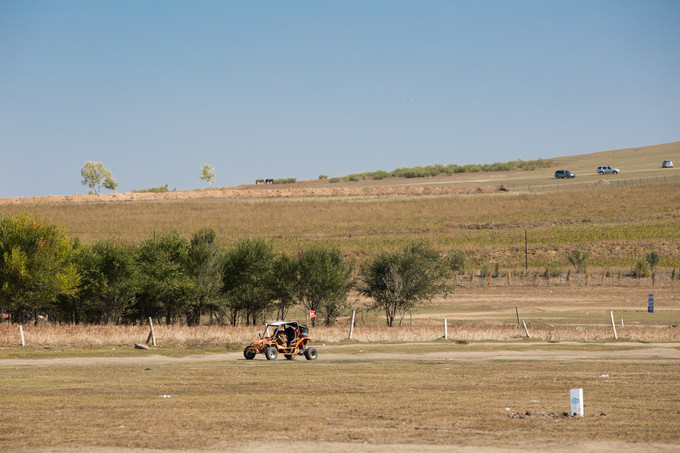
[0,215,452,327]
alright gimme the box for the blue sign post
[648,294,654,313]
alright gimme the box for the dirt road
[2,342,678,367]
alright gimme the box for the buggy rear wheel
[304,347,318,361]
[243,347,256,360]
[265,346,278,361]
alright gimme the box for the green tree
[81,161,118,194]
[445,250,467,274]
[271,253,300,320]
[200,164,215,188]
[135,230,192,324]
[645,251,661,272]
[297,245,353,327]
[0,215,80,323]
[186,228,224,325]
[634,257,651,278]
[567,249,590,274]
[66,240,137,324]
[222,238,276,326]
[358,241,452,327]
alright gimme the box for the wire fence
[456,269,679,289]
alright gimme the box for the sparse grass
[1,181,679,267]
[1,359,679,450]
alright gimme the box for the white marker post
[348,310,356,340]
[570,388,584,417]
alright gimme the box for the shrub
[132,184,170,193]
[634,258,651,278]
[567,249,590,274]
[479,261,491,278]
[445,250,467,274]
[371,170,390,180]
[318,175,328,180]
[646,251,661,271]
[273,178,296,184]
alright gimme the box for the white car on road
[597,165,619,175]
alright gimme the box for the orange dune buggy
[243,320,317,361]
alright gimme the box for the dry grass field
[2,285,680,451]
[1,142,680,452]
[1,142,679,268]
[2,355,680,452]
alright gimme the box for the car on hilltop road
[554,170,575,179]
[597,165,619,175]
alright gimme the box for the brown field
[1,142,680,452]
[2,284,680,452]
[1,142,680,268]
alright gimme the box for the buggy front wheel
[243,347,256,360]
[265,346,278,361]
[304,347,318,361]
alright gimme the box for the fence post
[444,319,448,340]
[522,320,531,339]
[610,311,618,340]
[348,310,356,340]
[20,325,25,347]
[146,317,157,347]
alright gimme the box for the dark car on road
[554,170,575,179]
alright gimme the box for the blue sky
[1,0,679,197]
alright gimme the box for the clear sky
[1,0,678,197]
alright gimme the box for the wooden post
[522,320,531,339]
[348,310,356,340]
[515,306,520,325]
[20,325,25,347]
[524,230,528,271]
[620,317,624,328]
[444,319,448,340]
[610,311,618,340]
[146,317,157,347]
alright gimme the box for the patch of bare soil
[0,183,511,205]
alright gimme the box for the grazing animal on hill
[255,179,265,184]
[265,178,274,184]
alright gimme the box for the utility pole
[524,229,528,271]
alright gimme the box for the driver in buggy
[284,324,297,346]
[274,324,298,347]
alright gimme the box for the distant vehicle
[662,160,673,168]
[554,170,575,179]
[597,165,619,175]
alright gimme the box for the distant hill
[1,141,678,205]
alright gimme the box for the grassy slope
[1,142,679,267]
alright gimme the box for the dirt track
[2,342,678,367]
